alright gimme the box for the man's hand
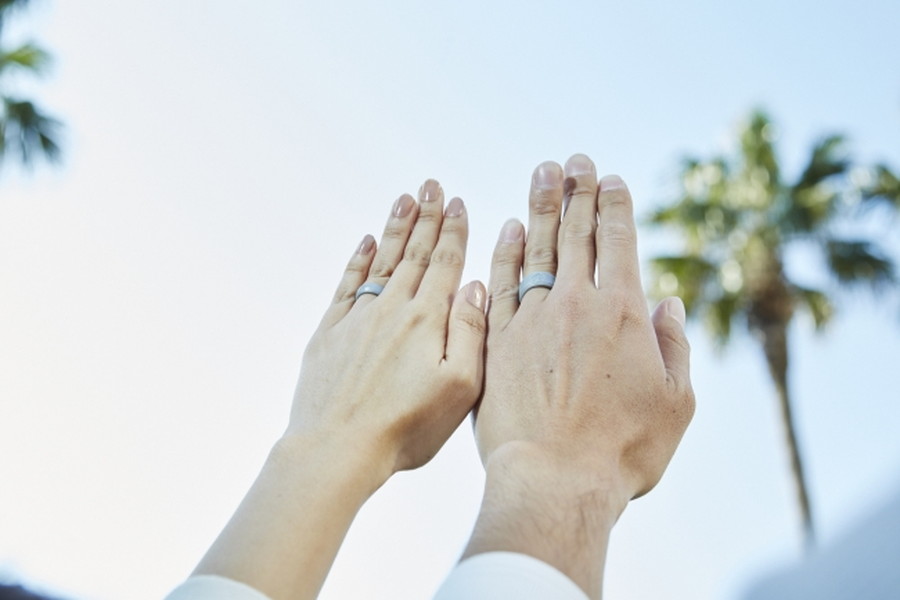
[464,155,694,599]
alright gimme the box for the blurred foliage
[647,110,897,344]
[0,0,61,170]
[646,109,899,551]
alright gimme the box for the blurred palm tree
[0,0,61,168]
[647,110,897,551]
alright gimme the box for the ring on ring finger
[355,282,385,301]
[518,271,556,302]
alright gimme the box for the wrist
[273,428,393,500]
[464,441,629,599]
[484,441,631,516]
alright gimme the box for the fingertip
[564,153,596,177]
[665,296,686,327]
[464,280,487,311]
[599,174,628,192]
[532,161,563,189]
[445,196,465,218]
[498,218,525,244]
[356,234,376,256]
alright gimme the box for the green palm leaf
[0,42,51,75]
[647,109,900,551]
[825,239,896,289]
[0,97,61,165]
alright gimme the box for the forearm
[462,442,628,600]
[193,432,389,600]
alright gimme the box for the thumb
[652,296,692,394]
[445,281,487,382]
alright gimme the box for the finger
[487,219,525,330]
[385,179,445,299]
[319,234,377,328]
[651,297,692,395]
[521,162,564,302]
[595,174,641,292]
[444,280,487,393]
[354,192,418,308]
[557,154,599,284]
[417,196,468,307]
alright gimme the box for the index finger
[595,175,641,292]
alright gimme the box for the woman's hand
[290,178,487,480]
[191,180,486,600]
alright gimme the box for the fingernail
[466,282,486,310]
[445,197,464,217]
[356,234,375,255]
[393,194,414,218]
[499,219,523,243]
[420,179,442,202]
[667,296,686,327]
[565,154,595,177]
[600,174,627,191]
[532,161,563,189]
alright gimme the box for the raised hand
[464,155,694,599]
[292,179,487,475]
[191,181,486,600]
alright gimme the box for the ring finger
[354,192,418,307]
[521,161,564,302]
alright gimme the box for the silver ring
[518,271,556,302]
[355,282,385,301]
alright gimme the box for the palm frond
[1,97,62,166]
[0,42,51,76]
[704,292,741,347]
[0,0,31,14]
[649,255,717,314]
[0,0,31,33]
[783,187,840,234]
[794,135,849,191]
[740,110,780,190]
[825,239,896,290]
[860,164,900,210]
[791,285,834,330]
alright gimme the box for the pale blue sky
[1,1,899,599]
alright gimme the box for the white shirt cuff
[433,552,590,600]
[164,575,272,600]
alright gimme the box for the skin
[192,179,488,600]
[462,154,695,599]
[189,156,693,600]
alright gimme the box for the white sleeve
[164,575,272,600]
[433,552,590,600]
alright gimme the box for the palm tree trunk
[759,321,815,552]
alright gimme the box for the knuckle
[368,260,396,279]
[598,220,636,249]
[605,288,646,330]
[430,247,464,268]
[561,220,595,242]
[557,291,589,320]
[457,310,487,337]
[382,221,409,241]
[565,176,596,199]
[492,245,521,268]
[530,188,561,217]
[403,242,432,267]
[526,245,557,269]
[600,188,634,211]
[489,281,519,303]
[414,208,441,225]
[344,253,370,275]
